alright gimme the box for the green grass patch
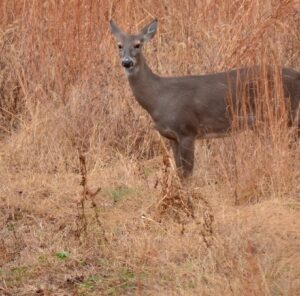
[55,250,70,261]
[104,185,135,203]
[77,275,101,292]
[1,266,30,286]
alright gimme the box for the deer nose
[122,59,133,68]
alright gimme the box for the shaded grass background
[0,0,300,295]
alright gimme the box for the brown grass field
[1,0,300,295]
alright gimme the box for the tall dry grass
[0,0,299,172]
[0,0,300,295]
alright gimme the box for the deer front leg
[170,136,195,178]
[170,139,182,170]
[179,136,195,178]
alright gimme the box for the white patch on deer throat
[124,66,139,76]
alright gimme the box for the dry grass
[0,0,300,295]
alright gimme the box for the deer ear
[140,19,158,42]
[109,20,124,39]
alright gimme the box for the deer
[109,19,300,178]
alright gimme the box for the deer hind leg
[288,107,300,146]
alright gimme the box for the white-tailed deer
[109,19,300,178]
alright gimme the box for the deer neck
[127,54,160,115]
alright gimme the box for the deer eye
[118,44,123,49]
[134,43,141,49]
